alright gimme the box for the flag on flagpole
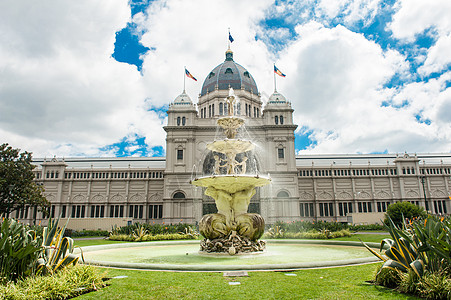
[185,68,197,81]
[274,65,286,77]
[229,32,234,43]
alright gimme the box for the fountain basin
[191,175,270,194]
[76,240,380,271]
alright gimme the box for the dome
[200,50,258,96]
[268,91,287,103]
[173,91,192,105]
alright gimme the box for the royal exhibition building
[17,49,451,230]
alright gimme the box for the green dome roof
[200,50,259,96]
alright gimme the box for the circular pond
[77,240,380,271]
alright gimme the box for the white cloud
[389,0,451,40]
[418,33,451,75]
[316,0,382,26]
[389,0,451,77]
[1,0,450,159]
[138,0,274,107]
[273,21,450,154]
[0,0,157,157]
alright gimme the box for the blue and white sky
[1,0,451,158]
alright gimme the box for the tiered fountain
[191,89,271,255]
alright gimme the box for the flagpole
[228,27,231,49]
[183,66,186,92]
[273,63,277,92]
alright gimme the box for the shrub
[264,227,351,239]
[36,217,79,276]
[398,270,420,294]
[0,219,42,283]
[384,201,426,227]
[363,215,451,298]
[64,229,109,238]
[108,233,197,242]
[111,222,195,236]
[0,265,106,300]
[374,265,402,288]
[416,271,451,300]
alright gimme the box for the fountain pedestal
[191,88,270,255]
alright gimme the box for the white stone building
[18,50,451,229]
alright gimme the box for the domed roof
[173,91,192,104]
[268,91,287,103]
[200,50,258,96]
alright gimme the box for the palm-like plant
[361,216,424,277]
[132,223,149,241]
[36,216,79,275]
[412,216,451,273]
[0,218,42,282]
[266,225,284,238]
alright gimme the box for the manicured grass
[74,238,128,247]
[72,233,416,299]
[76,264,418,299]
[335,233,390,244]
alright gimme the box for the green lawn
[73,238,127,247]
[76,264,418,300]
[335,233,391,243]
[72,233,419,299]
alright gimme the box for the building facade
[18,50,451,229]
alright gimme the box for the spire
[225,48,233,61]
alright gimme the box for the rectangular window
[111,205,124,218]
[129,205,144,219]
[278,148,284,159]
[177,149,183,160]
[71,205,86,218]
[300,203,314,217]
[149,205,163,219]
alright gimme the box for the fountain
[191,88,271,255]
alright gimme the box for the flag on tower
[274,65,286,77]
[185,68,197,81]
[229,32,234,43]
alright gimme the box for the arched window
[225,68,233,74]
[173,192,186,199]
[177,116,181,126]
[275,116,279,125]
[280,115,284,124]
[277,191,289,198]
[278,147,284,159]
[219,102,223,115]
[182,116,186,126]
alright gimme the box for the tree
[384,201,427,227]
[0,143,48,216]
